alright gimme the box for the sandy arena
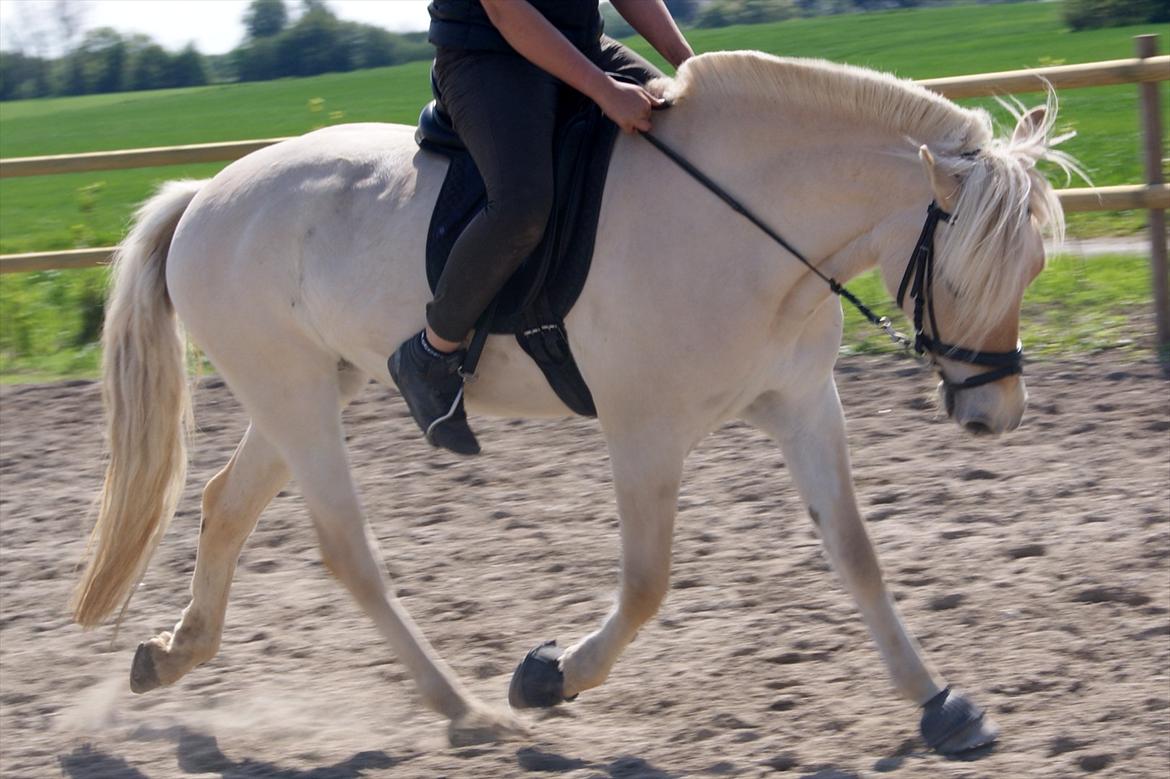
[1,351,1167,778]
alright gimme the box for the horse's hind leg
[131,423,288,691]
[744,381,998,755]
[132,368,367,692]
[206,355,521,744]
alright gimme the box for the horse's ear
[918,145,960,213]
[1011,106,1047,145]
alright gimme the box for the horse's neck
[663,104,932,282]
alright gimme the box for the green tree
[0,52,52,100]
[1064,0,1168,30]
[600,3,636,38]
[300,0,332,15]
[275,5,350,77]
[75,27,126,93]
[127,42,170,90]
[664,0,701,24]
[169,44,208,87]
[696,0,797,28]
[340,23,400,68]
[244,0,288,39]
[58,51,86,95]
[234,36,279,81]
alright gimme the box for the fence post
[1134,34,1169,357]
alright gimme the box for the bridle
[895,202,1024,391]
[640,132,1024,391]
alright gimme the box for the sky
[0,0,434,56]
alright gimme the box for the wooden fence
[2,38,1167,345]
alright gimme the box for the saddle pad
[423,102,620,335]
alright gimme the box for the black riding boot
[387,332,481,456]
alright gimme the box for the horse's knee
[619,570,670,626]
[197,461,254,551]
[316,532,353,580]
[822,518,884,592]
[314,523,385,602]
[199,466,232,524]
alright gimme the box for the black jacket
[428,0,603,52]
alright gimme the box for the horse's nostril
[964,420,992,436]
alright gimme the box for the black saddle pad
[419,99,620,335]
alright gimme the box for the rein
[640,131,1023,391]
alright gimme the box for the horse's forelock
[935,91,1082,342]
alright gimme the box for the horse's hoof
[920,688,999,755]
[129,641,162,694]
[508,640,577,709]
[448,704,530,747]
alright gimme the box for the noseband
[895,203,1024,391]
[640,132,1023,392]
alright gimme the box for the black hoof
[508,640,577,709]
[129,642,161,694]
[920,688,999,755]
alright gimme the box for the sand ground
[1,352,1167,778]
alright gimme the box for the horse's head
[890,100,1078,436]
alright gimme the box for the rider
[389,0,693,455]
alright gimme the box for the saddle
[415,79,621,418]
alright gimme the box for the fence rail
[2,184,1163,275]
[1,41,1166,347]
[0,138,287,179]
[919,55,1169,99]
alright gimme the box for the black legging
[425,36,663,342]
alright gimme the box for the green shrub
[1064,0,1169,31]
[697,0,797,28]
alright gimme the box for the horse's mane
[661,52,991,154]
[657,52,1082,342]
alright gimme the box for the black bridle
[895,202,1024,390]
[640,132,1024,392]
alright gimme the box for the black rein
[639,131,1024,392]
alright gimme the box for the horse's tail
[72,180,205,628]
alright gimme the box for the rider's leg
[389,49,560,455]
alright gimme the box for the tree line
[605,0,978,36]
[1062,0,1168,31]
[1,35,208,101]
[232,0,431,83]
[607,0,1168,35]
[3,0,1164,102]
[0,0,432,102]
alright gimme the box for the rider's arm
[611,0,693,68]
[480,0,660,133]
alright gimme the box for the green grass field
[841,255,1156,357]
[0,2,1165,379]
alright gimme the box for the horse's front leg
[744,381,998,755]
[509,429,684,707]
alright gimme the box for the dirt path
[1,352,1167,778]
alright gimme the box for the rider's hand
[597,78,663,134]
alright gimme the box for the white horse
[73,52,1071,751]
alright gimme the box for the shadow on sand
[513,739,996,778]
[516,746,678,777]
[59,725,400,779]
